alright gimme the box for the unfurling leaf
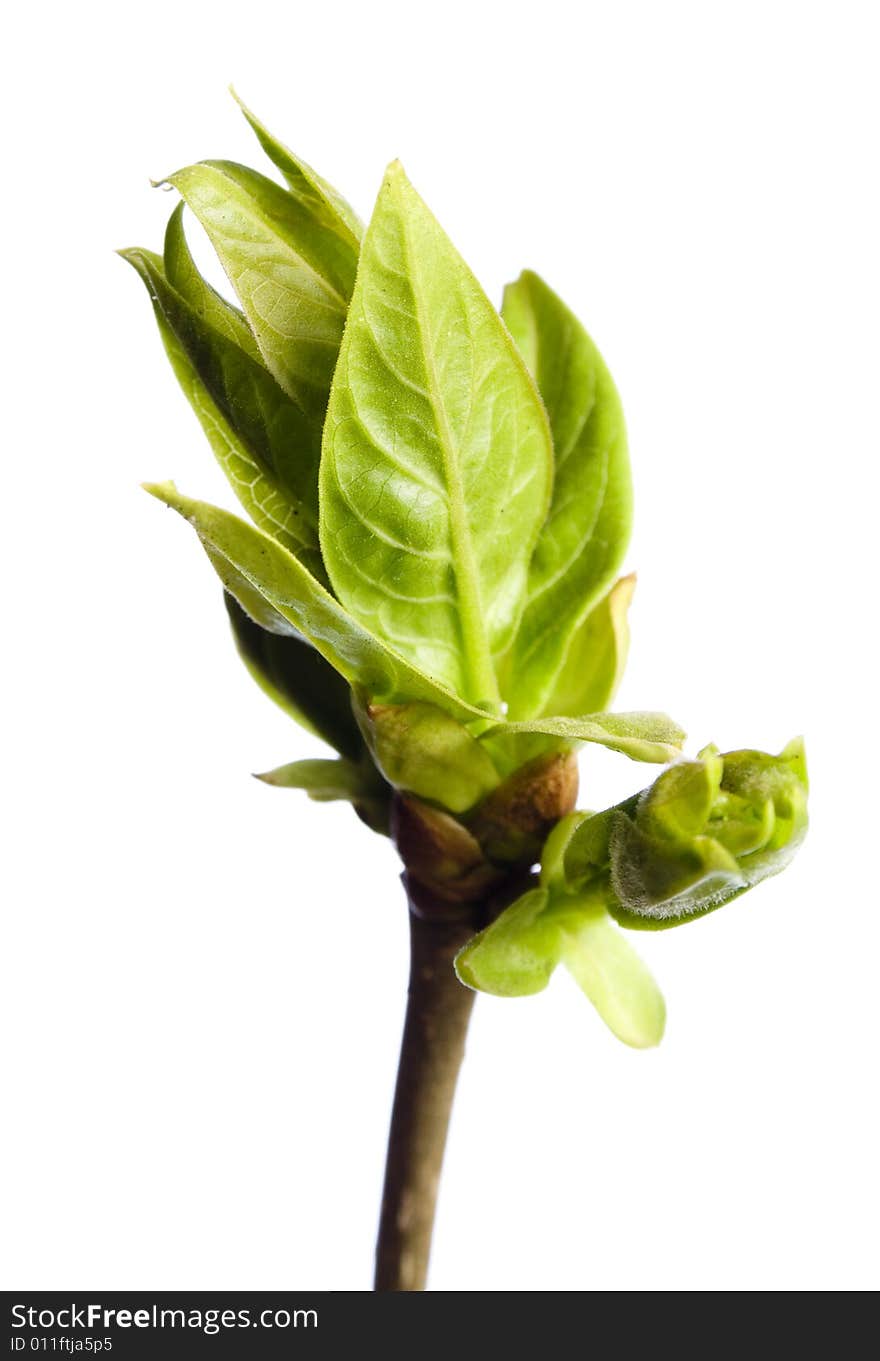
[320,163,553,709]
[501,271,632,719]
[562,740,808,928]
[165,159,351,427]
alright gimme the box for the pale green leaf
[456,882,666,1047]
[255,756,374,801]
[502,271,632,719]
[539,811,594,889]
[534,573,634,719]
[454,888,557,996]
[320,162,553,709]
[637,753,724,844]
[555,895,666,1048]
[203,542,302,636]
[120,246,321,567]
[231,88,363,257]
[491,710,685,764]
[167,160,350,422]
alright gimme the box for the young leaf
[610,816,746,920]
[225,594,365,761]
[456,883,666,1048]
[144,483,482,718]
[166,160,350,421]
[320,163,553,709]
[501,271,632,719]
[231,89,363,258]
[560,741,808,930]
[163,202,260,359]
[121,245,322,567]
[455,888,558,996]
[255,757,375,801]
[533,574,634,719]
[555,897,666,1048]
[145,486,686,766]
[491,711,685,765]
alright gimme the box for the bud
[468,750,579,864]
[355,695,500,814]
[392,796,505,904]
[565,738,808,926]
[454,740,807,1047]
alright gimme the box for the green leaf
[120,245,322,571]
[319,162,553,709]
[144,486,686,767]
[562,740,807,931]
[144,482,483,718]
[166,160,350,422]
[456,883,666,1047]
[225,594,365,760]
[255,756,375,801]
[637,753,724,844]
[493,711,685,764]
[163,201,260,359]
[501,271,632,719]
[358,700,499,814]
[610,815,745,922]
[531,574,634,719]
[231,88,363,259]
[540,811,595,889]
[554,895,666,1048]
[455,888,558,996]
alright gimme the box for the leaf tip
[142,479,179,505]
[383,158,409,190]
[117,246,149,275]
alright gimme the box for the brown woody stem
[373,891,477,1291]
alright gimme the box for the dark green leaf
[225,593,364,760]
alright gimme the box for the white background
[2,0,877,1292]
